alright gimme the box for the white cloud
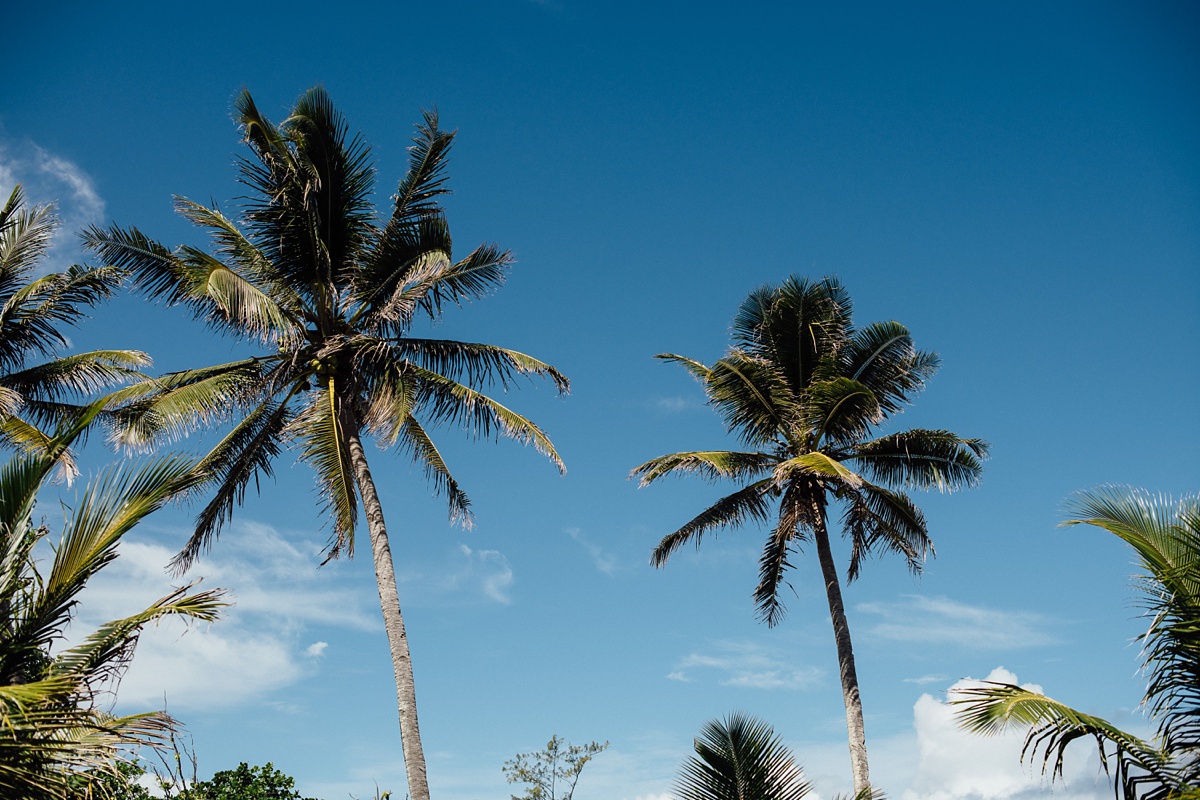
[0,140,105,274]
[857,595,1056,650]
[567,527,619,575]
[306,641,329,658]
[669,640,823,690]
[904,673,950,685]
[62,520,377,712]
[898,668,1110,800]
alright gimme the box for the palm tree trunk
[812,503,870,794]
[345,425,432,800]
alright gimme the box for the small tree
[503,735,608,800]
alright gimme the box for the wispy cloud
[387,542,518,606]
[904,673,950,685]
[654,395,701,413]
[566,527,619,575]
[856,595,1056,650]
[668,640,822,690]
[0,140,105,274]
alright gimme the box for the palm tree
[0,409,225,800]
[83,87,568,800]
[955,487,1200,799]
[675,713,812,800]
[0,185,150,479]
[633,276,987,793]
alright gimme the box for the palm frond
[396,415,472,526]
[176,400,294,572]
[289,378,358,557]
[953,682,1178,793]
[675,712,812,800]
[369,337,569,394]
[839,484,930,581]
[772,451,863,489]
[0,187,56,284]
[409,365,565,473]
[841,321,940,417]
[632,450,776,486]
[650,479,775,566]
[704,352,796,447]
[849,429,988,491]
[0,350,150,401]
[754,482,813,627]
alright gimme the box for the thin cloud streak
[857,595,1056,650]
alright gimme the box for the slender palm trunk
[812,504,870,794]
[345,425,431,800]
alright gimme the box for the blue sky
[4,1,1199,798]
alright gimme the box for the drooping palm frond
[954,487,1200,799]
[650,479,776,566]
[754,482,813,627]
[289,378,358,557]
[839,483,930,581]
[369,337,569,394]
[675,712,812,800]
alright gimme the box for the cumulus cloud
[857,595,1056,650]
[0,140,106,274]
[64,520,377,712]
[566,527,619,575]
[899,668,1111,800]
[669,640,823,690]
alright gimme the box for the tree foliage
[503,735,608,800]
[0,185,149,480]
[675,713,811,800]
[634,276,986,791]
[85,87,567,800]
[954,486,1200,799]
[0,415,225,799]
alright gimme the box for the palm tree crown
[634,275,987,792]
[84,87,567,800]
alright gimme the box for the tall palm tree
[0,409,225,800]
[84,87,568,800]
[0,185,150,479]
[633,276,987,793]
[955,487,1200,800]
[675,713,812,800]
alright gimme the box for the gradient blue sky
[4,2,1198,798]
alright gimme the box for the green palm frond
[0,187,56,284]
[290,378,358,557]
[1064,488,1200,757]
[106,358,270,450]
[772,452,863,489]
[179,400,293,571]
[675,712,812,800]
[841,321,940,417]
[632,450,775,486]
[651,479,775,567]
[410,365,565,473]
[954,682,1177,793]
[803,377,880,448]
[754,483,812,627]
[839,484,930,581]
[387,338,570,393]
[0,422,225,800]
[704,353,796,447]
[0,350,150,401]
[655,353,712,384]
[173,197,306,320]
[396,415,472,526]
[849,430,988,491]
